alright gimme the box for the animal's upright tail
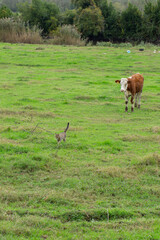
[64,122,69,132]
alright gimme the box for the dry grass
[139,153,160,167]
[122,134,160,143]
[50,25,86,46]
[0,137,20,145]
[0,18,42,44]
[151,126,160,133]
[96,166,137,179]
[0,109,56,118]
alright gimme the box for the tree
[121,3,143,42]
[0,5,12,18]
[76,5,104,42]
[49,0,72,11]
[61,9,76,25]
[19,0,60,36]
[142,0,160,43]
[72,0,100,9]
[100,0,122,42]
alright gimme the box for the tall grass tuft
[50,25,86,46]
[0,18,42,44]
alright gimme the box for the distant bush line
[0,0,160,45]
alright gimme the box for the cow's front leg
[131,95,135,112]
[124,93,128,112]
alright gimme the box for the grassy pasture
[0,43,160,240]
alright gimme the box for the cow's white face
[120,78,128,92]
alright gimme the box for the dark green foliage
[18,0,60,36]
[121,3,143,42]
[72,0,100,9]
[100,0,122,42]
[0,5,12,18]
[142,0,160,44]
[61,9,77,25]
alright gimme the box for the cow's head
[115,78,130,92]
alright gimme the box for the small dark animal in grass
[115,73,144,112]
[55,123,69,144]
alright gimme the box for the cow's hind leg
[131,95,135,112]
[135,93,138,107]
[137,92,142,109]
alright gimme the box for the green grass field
[0,43,160,240]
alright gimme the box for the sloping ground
[0,43,159,239]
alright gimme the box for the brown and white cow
[115,73,144,112]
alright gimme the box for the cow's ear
[127,79,131,84]
[115,80,120,84]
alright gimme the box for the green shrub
[96,41,113,47]
[51,24,86,46]
[0,5,12,18]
